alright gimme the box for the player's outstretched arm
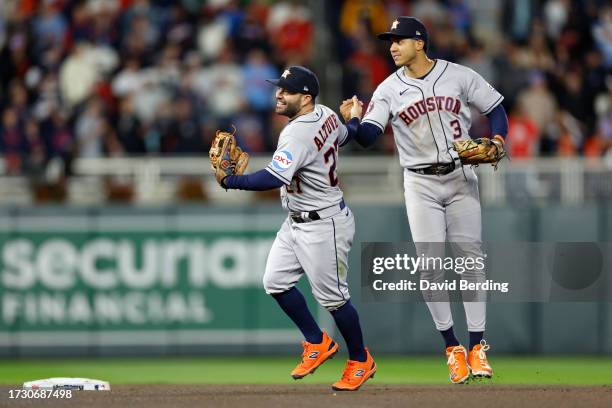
[222,169,285,191]
[339,96,382,149]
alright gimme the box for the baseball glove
[452,137,506,169]
[209,126,249,186]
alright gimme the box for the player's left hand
[209,127,249,187]
[488,135,505,160]
[453,136,506,168]
[339,95,363,122]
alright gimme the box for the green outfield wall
[0,205,610,356]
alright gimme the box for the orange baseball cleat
[446,345,470,384]
[468,340,493,378]
[291,331,338,379]
[331,348,376,391]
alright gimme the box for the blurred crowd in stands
[335,0,611,158]
[0,0,611,178]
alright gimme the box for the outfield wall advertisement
[0,211,312,348]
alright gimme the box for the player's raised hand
[339,98,353,122]
[349,95,363,120]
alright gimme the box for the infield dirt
[2,384,612,408]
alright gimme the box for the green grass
[1,356,611,385]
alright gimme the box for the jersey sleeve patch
[271,150,294,172]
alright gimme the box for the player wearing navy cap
[340,17,508,384]
[221,66,376,391]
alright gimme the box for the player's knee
[317,297,349,311]
[262,273,294,295]
[262,274,282,295]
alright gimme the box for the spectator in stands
[459,41,497,87]
[550,111,583,157]
[242,48,278,150]
[0,107,27,174]
[31,0,68,54]
[592,5,612,69]
[559,69,592,127]
[543,0,569,40]
[340,0,388,38]
[43,108,73,161]
[74,97,105,158]
[516,71,557,145]
[348,36,392,95]
[23,117,46,176]
[233,2,272,57]
[242,49,277,113]
[116,95,145,154]
[201,46,244,129]
[492,39,531,111]
[502,0,539,43]
[8,80,29,125]
[197,8,230,61]
[507,105,540,158]
[169,97,203,154]
[594,76,612,145]
[59,42,100,108]
[267,0,313,64]
[0,0,609,181]
[583,129,609,158]
[112,58,144,98]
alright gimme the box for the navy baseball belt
[290,199,346,223]
[409,161,455,176]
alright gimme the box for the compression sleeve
[486,104,508,140]
[223,168,286,191]
[345,118,383,148]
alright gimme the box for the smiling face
[275,88,312,119]
[389,37,425,67]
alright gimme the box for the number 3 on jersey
[324,139,339,186]
[450,119,462,139]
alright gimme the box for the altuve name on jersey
[398,96,461,126]
[314,114,340,151]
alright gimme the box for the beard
[276,99,301,118]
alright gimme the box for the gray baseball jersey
[262,104,354,310]
[362,59,503,168]
[362,59,498,333]
[265,104,348,212]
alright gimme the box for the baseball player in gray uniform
[220,66,376,391]
[340,17,508,384]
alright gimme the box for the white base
[23,378,111,391]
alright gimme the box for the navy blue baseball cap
[377,16,428,47]
[266,66,319,97]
